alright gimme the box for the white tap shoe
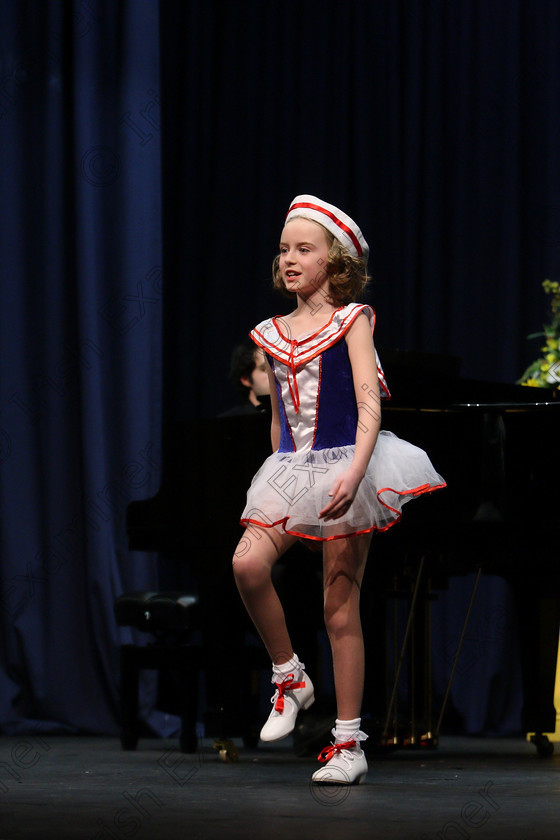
[259,672,315,742]
[311,739,368,785]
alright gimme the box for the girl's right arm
[265,357,281,452]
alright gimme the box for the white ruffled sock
[333,717,368,748]
[272,654,304,684]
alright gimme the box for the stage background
[0,0,558,737]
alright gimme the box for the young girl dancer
[233,195,445,784]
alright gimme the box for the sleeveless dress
[240,303,446,541]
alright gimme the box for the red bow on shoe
[273,674,305,712]
[317,740,356,762]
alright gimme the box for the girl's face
[278,218,331,298]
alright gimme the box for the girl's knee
[232,553,270,592]
[323,588,361,638]
[324,602,348,638]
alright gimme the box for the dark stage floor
[1,734,559,840]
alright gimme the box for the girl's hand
[318,468,364,521]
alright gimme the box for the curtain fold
[0,0,163,734]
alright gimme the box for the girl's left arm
[319,313,381,521]
[346,311,381,475]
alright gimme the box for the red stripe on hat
[287,201,363,257]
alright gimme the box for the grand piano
[126,352,560,753]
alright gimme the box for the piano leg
[518,591,560,751]
[119,645,140,750]
[198,580,269,745]
[177,651,201,753]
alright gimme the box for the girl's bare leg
[232,525,298,665]
[322,532,372,721]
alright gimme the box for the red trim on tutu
[239,479,447,542]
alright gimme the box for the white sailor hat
[285,194,369,263]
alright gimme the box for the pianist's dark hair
[271,221,370,307]
[229,341,259,401]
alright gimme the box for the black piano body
[371,352,560,743]
[126,359,560,745]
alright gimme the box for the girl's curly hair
[272,222,369,306]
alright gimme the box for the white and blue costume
[240,303,446,541]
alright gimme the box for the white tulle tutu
[240,430,446,541]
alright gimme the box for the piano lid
[378,347,559,411]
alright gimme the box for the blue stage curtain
[0,0,163,734]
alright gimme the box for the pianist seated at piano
[219,341,271,417]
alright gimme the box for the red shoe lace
[317,740,357,762]
[273,674,305,712]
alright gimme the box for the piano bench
[114,590,201,754]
